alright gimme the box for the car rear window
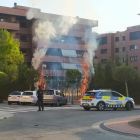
[84,92,96,96]
[22,92,33,95]
[43,90,54,95]
[10,92,21,95]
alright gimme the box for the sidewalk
[0,111,13,120]
[101,115,140,137]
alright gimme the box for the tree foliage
[113,64,136,97]
[0,71,8,85]
[0,29,24,81]
[25,66,40,90]
[66,69,82,85]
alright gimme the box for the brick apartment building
[0,3,98,83]
[94,25,140,71]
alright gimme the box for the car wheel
[97,102,105,111]
[126,102,132,111]
[113,108,117,111]
[17,102,20,105]
[84,107,91,111]
[8,101,11,105]
[55,101,59,107]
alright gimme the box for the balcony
[43,70,66,77]
[0,21,19,31]
[41,56,84,64]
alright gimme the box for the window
[20,50,27,56]
[130,45,138,51]
[20,35,27,42]
[101,59,107,64]
[123,47,125,52]
[76,50,85,57]
[101,49,107,54]
[111,92,122,97]
[130,56,138,61]
[43,90,54,95]
[123,57,126,62]
[134,67,138,70]
[98,37,107,45]
[20,22,27,28]
[122,36,125,41]
[0,18,7,22]
[115,37,119,42]
[102,92,111,96]
[115,48,119,53]
[84,92,96,96]
[130,31,140,40]
[10,92,22,95]
[46,48,62,56]
[22,92,33,95]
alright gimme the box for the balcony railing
[0,21,19,30]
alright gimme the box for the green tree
[0,71,8,85]
[93,63,105,89]
[0,29,24,81]
[66,69,82,104]
[104,59,113,87]
[113,64,136,97]
[115,55,122,66]
[25,66,40,90]
[66,69,82,84]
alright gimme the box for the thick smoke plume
[27,10,77,69]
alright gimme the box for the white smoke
[27,8,77,70]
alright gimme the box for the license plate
[83,103,89,106]
[23,97,29,99]
[12,97,16,99]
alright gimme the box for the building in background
[95,25,140,71]
[0,3,98,89]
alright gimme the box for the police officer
[37,85,44,111]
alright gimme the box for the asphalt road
[0,103,140,140]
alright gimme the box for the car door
[111,91,125,107]
[101,91,112,107]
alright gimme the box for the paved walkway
[101,115,140,137]
[0,111,13,120]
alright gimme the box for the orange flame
[77,58,90,103]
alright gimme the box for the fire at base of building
[0,3,98,102]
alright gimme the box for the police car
[80,89,135,111]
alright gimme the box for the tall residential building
[95,25,140,71]
[0,3,98,87]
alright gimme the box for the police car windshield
[22,92,33,95]
[43,90,54,95]
[84,92,96,96]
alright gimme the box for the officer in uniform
[37,85,44,111]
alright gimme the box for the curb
[0,111,13,120]
[100,122,140,138]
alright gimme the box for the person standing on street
[37,86,44,111]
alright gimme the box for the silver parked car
[43,90,67,106]
[20,91,38,105]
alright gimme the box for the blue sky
[1,0,140,33]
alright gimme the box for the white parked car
[8,91,23,105]
[20,91,38,105]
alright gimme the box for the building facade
[95,25,140,71]
[0,3,98,87]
